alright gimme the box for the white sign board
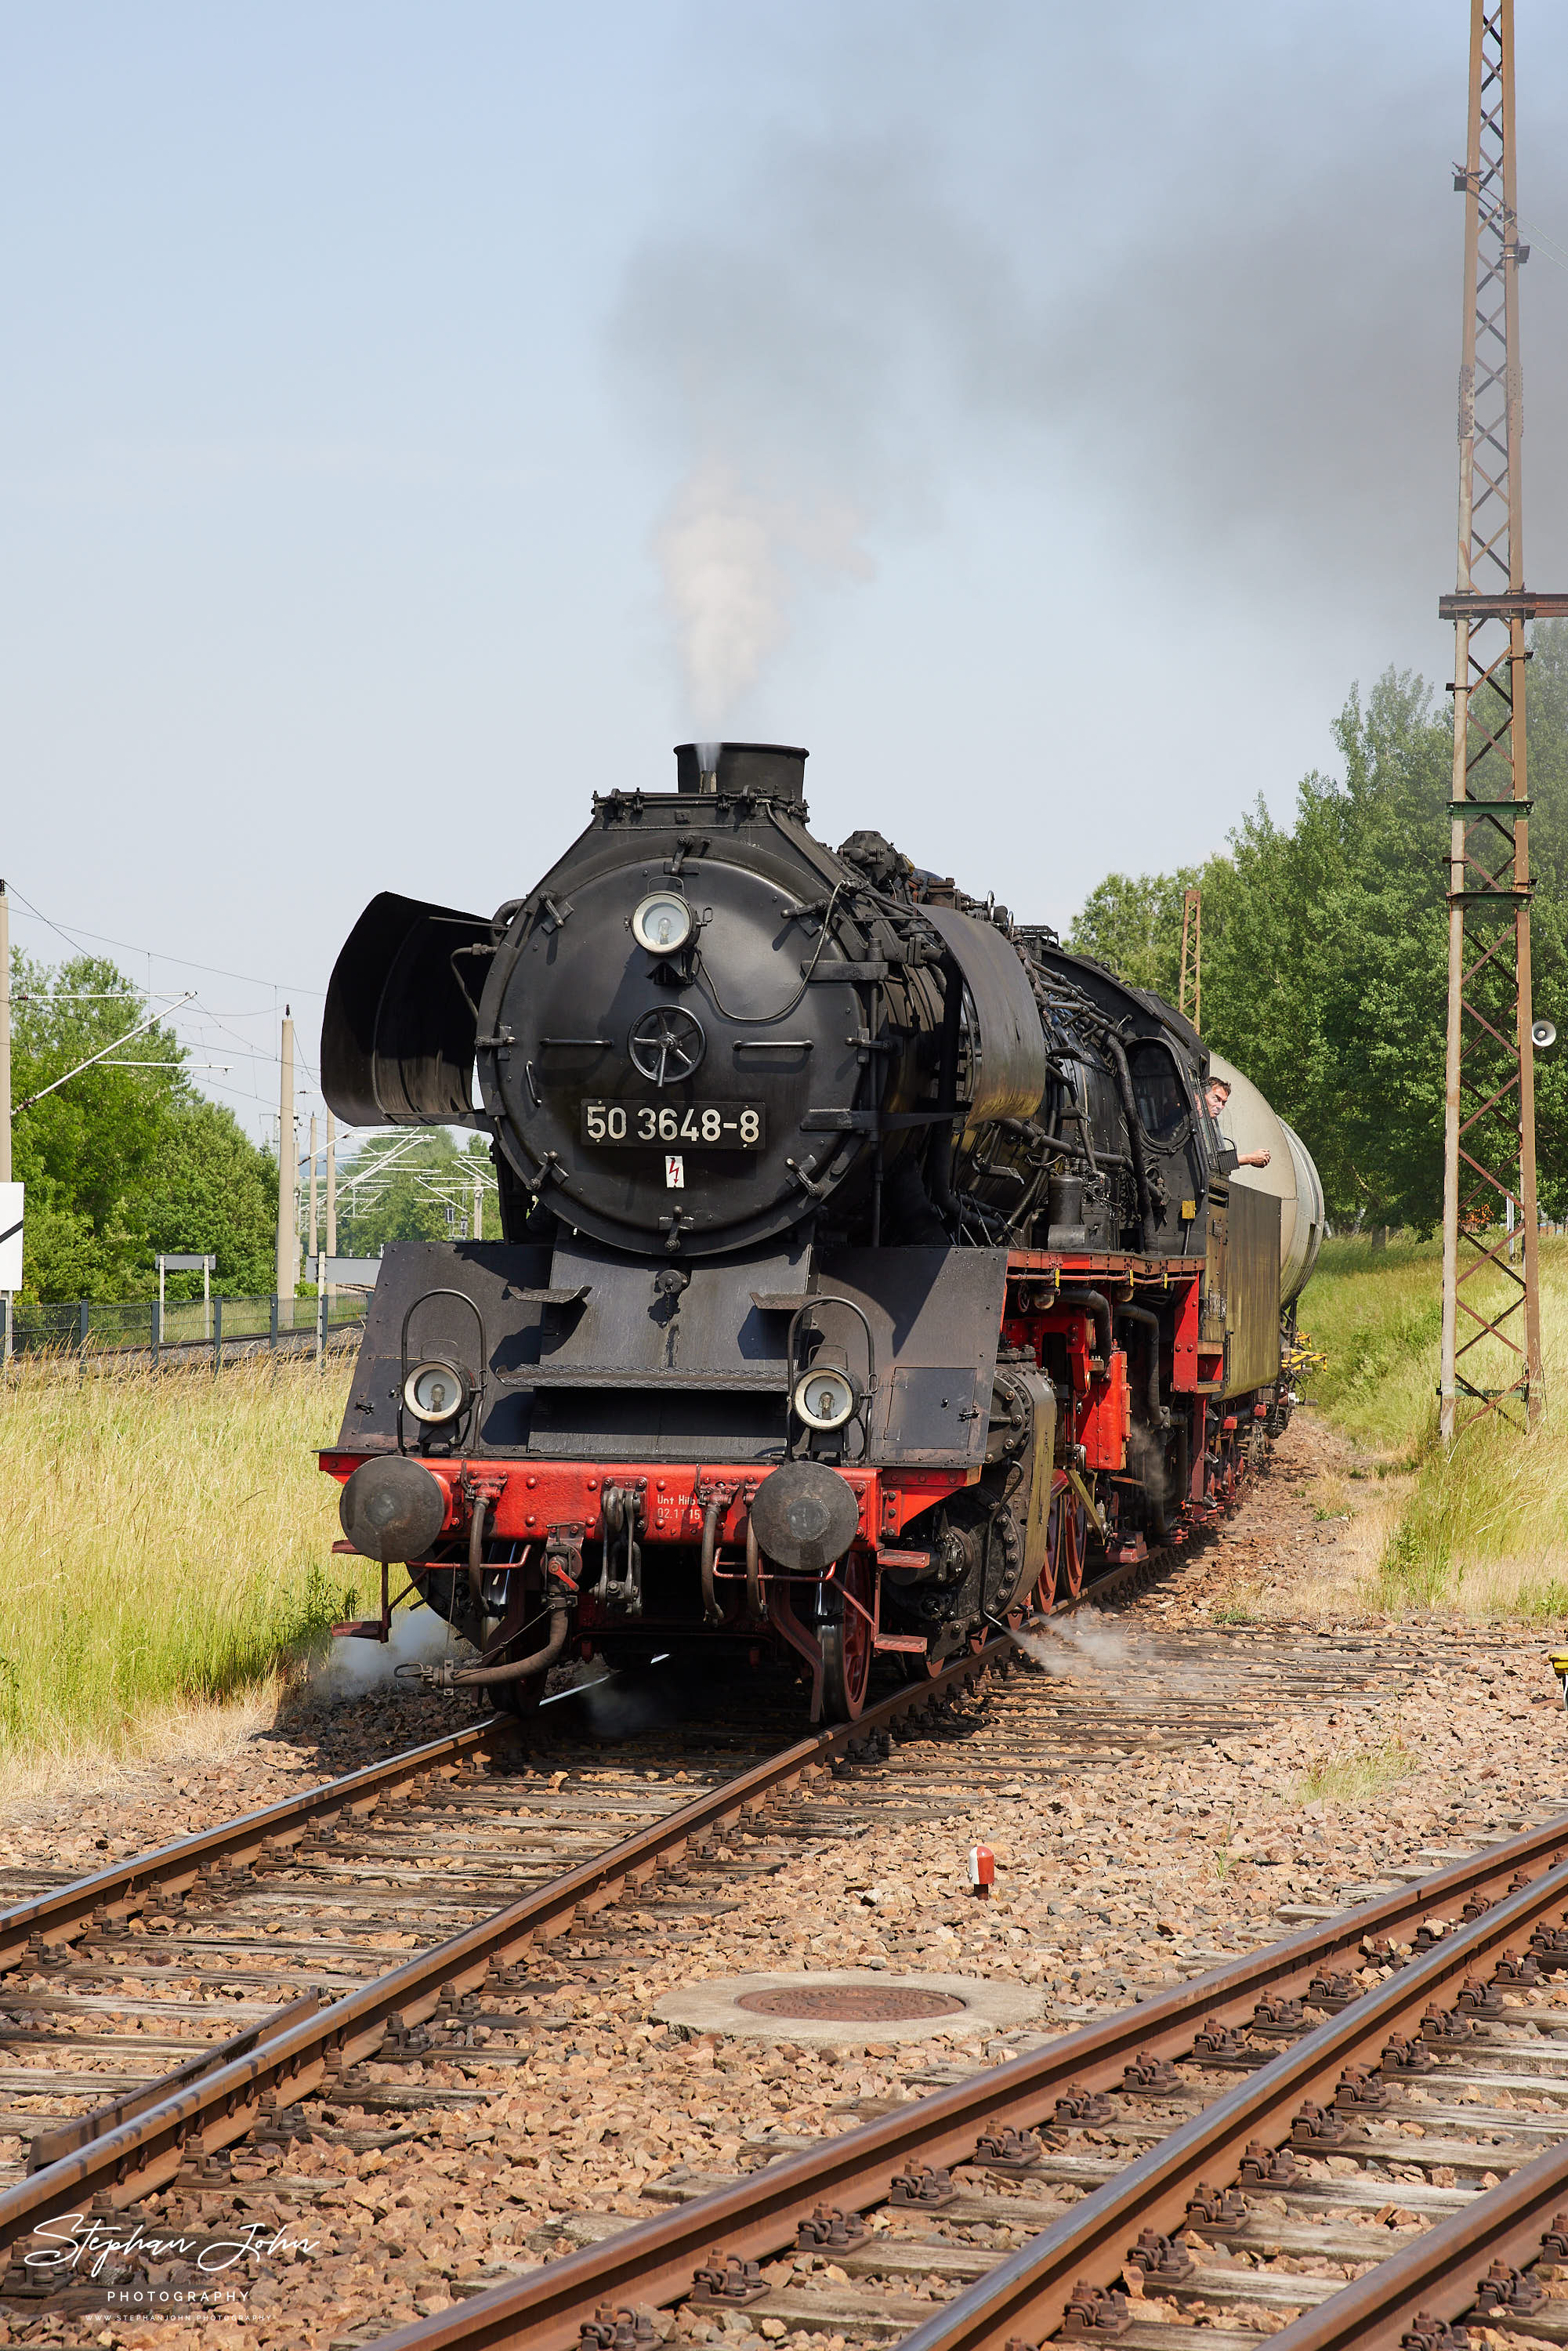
[319,1257,382,1288]
[0,1184,22,1291]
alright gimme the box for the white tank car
[1207,1052,1326,1305]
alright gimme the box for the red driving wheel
[1033,1487,1065,1614]
[1056,1488,1088,1599]
[820,1549,875,1722]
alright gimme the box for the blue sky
[3,2,1567,1143]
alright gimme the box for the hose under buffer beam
[699,1483,741,1625]
[465,1493,488,1617]
[444,1540,581,1688]
[701,1496,723,1625]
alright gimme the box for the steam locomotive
[320,741,1323,1722]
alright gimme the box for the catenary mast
[1438,0,1567,1440]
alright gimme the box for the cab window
[1127,1039,1190,1143]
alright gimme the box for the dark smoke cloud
[614,1,1568,731]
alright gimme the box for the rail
[0,1713,516,1975]
[344,1805,1568,2351]
[0,1634,1012,2249]
[895,1855,1568,2350]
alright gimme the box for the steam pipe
[1058,1287,1112,1362]
[701,1497,723,1625]
[449,1601,570,1686]
[1116,1301,1168,1544]
[1101,1032,1157,1252]
[1114,1303,1164,1430]
[925,949,965,1224]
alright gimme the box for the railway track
[0,1585,1505,2340]
[313,1734,1568,2351]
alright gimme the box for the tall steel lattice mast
[1438,0,1566,1442]
[1179,887,1201,1034]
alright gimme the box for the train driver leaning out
[1203,1077,1272,1172]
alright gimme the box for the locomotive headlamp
[403,1358,471,1425]
[792,1364,858,1432]
[631,892,693,955]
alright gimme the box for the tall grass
[1299,1232,1568,1617]
[0,1353,373,1761]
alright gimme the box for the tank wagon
[320,741,1323,1722]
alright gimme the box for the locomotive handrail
[397,1287,488,1453]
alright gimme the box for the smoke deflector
[922,903,1048,1127]
[321,890,492,1127]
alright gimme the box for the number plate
[581,1100,766,1149]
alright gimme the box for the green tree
[10,951,282,1301]
[143,1099,280,1297]
[1068,867,1203,1002]
[1066,660,1568,1234]
[12,955,186,1299]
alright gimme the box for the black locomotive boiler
[320,741,1323,1722]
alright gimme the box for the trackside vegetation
[0,1353,372,1762]
[10,953,279,1302]
[1070,629,1568,1233]
[1299,1233,1568,1619]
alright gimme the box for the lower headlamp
[792,1364,858,1432]
[403,1359,471,1425]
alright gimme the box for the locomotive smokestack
[673,741,808,803]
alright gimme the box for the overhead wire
[5,888,325,996]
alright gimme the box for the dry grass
[0,1351,372,1767]
[1290,1741,1415,1808]
[0,1680,288,1827]
[1300,1232,1568,1619]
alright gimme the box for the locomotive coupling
[339,1457,447,1563]
[1548,1650,1568,1711]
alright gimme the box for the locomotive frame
[320,741,1320,1722]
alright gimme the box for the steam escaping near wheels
[306,1603,461,1701]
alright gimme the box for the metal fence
[4,1291,368,1369]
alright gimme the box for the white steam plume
[655,458,873,730]
[306,1602,465,1700]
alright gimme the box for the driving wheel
[1033,1490,1065,1614]
[1056,1489,1088,1600]
[820,1549,875,1722]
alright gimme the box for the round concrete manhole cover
[654,1969,1041,2046]
[735,1984,967,2023]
